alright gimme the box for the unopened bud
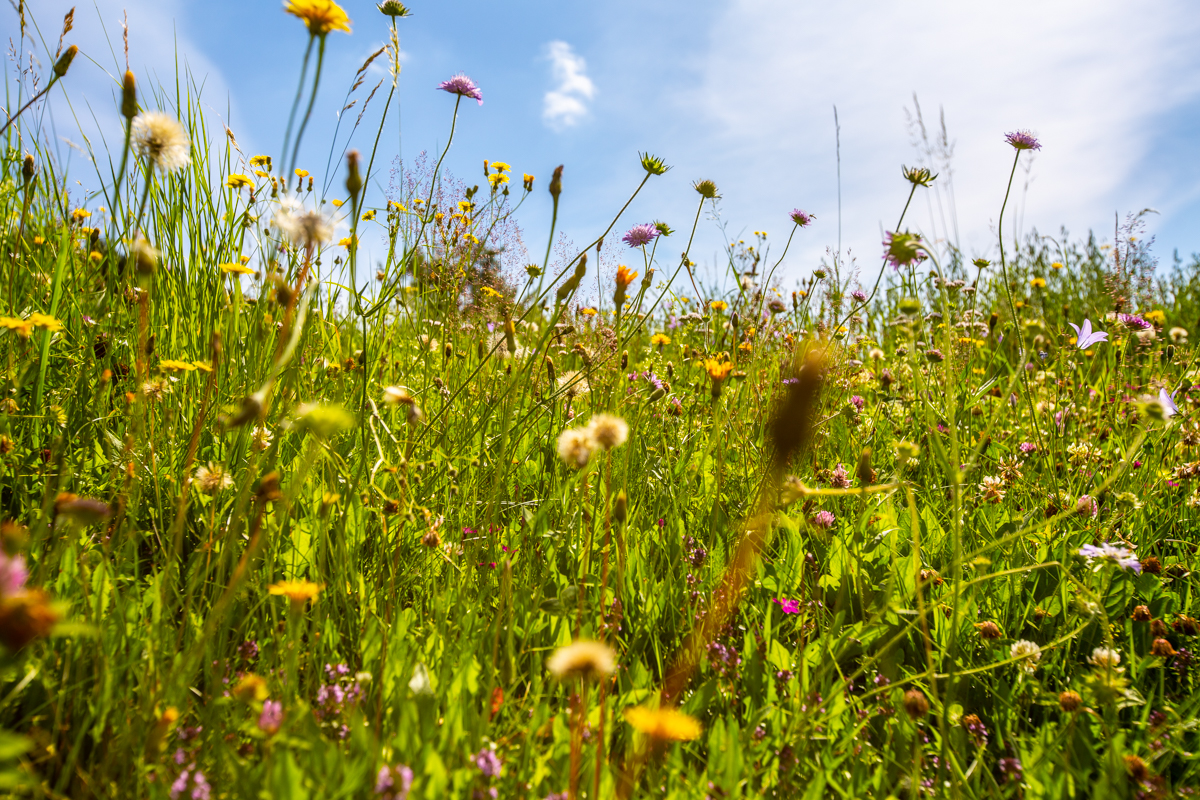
[549,164,563,200]
[122,71,138,119]
[21,154,35,186]
[345,150,362,201]
[53,45,78,78]
[613,490,627,524]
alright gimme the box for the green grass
[1,5,1200,799]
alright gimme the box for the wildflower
[976,621,1002,640]
[901,165,936,186]
[487,173,508,188]
[233,674,269,702]
[622,224,659,248]
[1010,640,1042,673]
[1058,690,1083,712]
[1116,313,1151,330]
[546,640,616,681]
[639,152,670,175]
[1089,647,1122,670]
[268,579,323,611]
[979,476,1006,504]
[169,767,211,800]
[693,179,719,199]
[522,173,534,191]
[220,262,255,276]
[0,587,58,651]
[556,426,595,469]
[1004,130,1042,151]
[810,510,836,529]
[193,462,233,495]
[382,386,423,425]
[473,748,502,778]
[650,333,671,347]
[587,414,628,451]
[273,197,335,248]
[829,463,850,489]
[1144,309,1166,326]
[1068,318,1107,349]
[55,494,113,526]
[225,174,254,190]
[1075,494,1099,518]
[252,427,273,451]
[883,231,924,270]
[437,74,483,105]
[614,265,638,291]
[773,598,801,614]
[131,111,192,173]
[375,764,414,800]
[1158,388,1179,419]
[1078,543,1140,573]
[258,700,284,735]
[285,0,352,36]
[1151,638,1176,657]
[998,757,1023,784]
[623,705,702,741]
[377,1,411,17]
[1030,276,1046,288]
[249,155,272,169]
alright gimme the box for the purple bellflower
[1068,318,1108,349]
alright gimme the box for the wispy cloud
[542,40,595,130]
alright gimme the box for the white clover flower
[1010,640,1042,674]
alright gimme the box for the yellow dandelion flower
[338,236,358,248]
[249,155,272,168]
[268,579,323,610]
[32,236,44,246]
[159,359,197,372]
[709,300,728,312]
[294,169,309,178]
[1144,309,1166,326]
[623,705,702,741]
[580,307,598,317]
[1030,277,1046,288]
[490,161,512,173]
[487,173,509,188]
[797,290,807,298]
[361,209,376,221]
[331,199,344,208]
[232,674,269,703]
[391,200,408,212]
[89,251,103,263]
[27,313,62,333]
[704,358,734,381]
[651,333,671,347]
[71,208,91,222]
[225,174,254,190]
[0,317,33,337]
[192,361,213,372]
[220,263,255,275]
[1051,261,1064,270]
[285,0,352,35]
[254,170,271,178]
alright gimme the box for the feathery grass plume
[547,640,616,681]
[286,0,352,35]
[131,111,191,173]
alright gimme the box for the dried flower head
[547,639,616,681]
[1005,130,1042,151]
[903,689,929,719]
[131,111,191,173]
[437,74,483,105]
[285,0,352,36]
[1058,690,1083,712]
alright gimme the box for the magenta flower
[375,764,414,800]
[473,748,502,779]
[1005,131,1042,151]
[883,231,925,270]
[1068,318,1108,349]
[790,209,814,227]
[773,598,802,614]
[622,223,660,248]
[437,74,483,105]
[1018,442,1037,453]
[0,552,27,597]
[851,289,867,303]
[811,510,836,529]
[258,700,283,735]
[1117,313,1151,331]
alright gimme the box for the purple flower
[238,639,259,660]
[0,552,27,597]
[1159,388,1180,418]
[790,209,814,227]
[851,290,867,303]
[375,764,414,800]
[1076,495,1098,518]
[258,700,283,735]
[811,510,836,529]
[622,224,660,248]
[882,231,925,270]
[170,768,211,800]
[830,463,851,489]
[1018,442,1037,453]
[473,748,502,779]
[773,598,802,614]
[1117,313,1151,330]
[849,395,865,411]
[1004,130,1041,151]
[1068,318,1108,349]
[998,757,1023,783]
[437,74,483,105]
[1078,543,1141,573]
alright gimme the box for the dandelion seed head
[546,640,616,681]
[588,413,628,451]
[131,111,191,173]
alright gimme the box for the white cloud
[543,40,595,130]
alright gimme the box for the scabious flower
[286,0,352,35]
[437,74,483,105]
[883,231,925,270]
[375,764,414,800]
[473,748,502,779]
[621,224,659,248]
[1005,130,1042,151]
[790,209,814,227]
[1068,318,1108,349]
[1117,313,1151,331]
[1078,543,1141,573]
[169,767,211,800]
[132,111,191,173]
[547,640,616,681]
[258,700,284,735]
[1010,640,1042,674]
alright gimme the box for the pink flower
[811,510,836,529]
[258,700,283,735]
[773,598,802,614]
[437,74,483,105]
[1004,130,1041,151]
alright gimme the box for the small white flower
[1089,647,1121,670]
[1010,640,1042,674]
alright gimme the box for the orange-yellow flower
[285,0,352,36]
[225,174,254,190]
[709,300,728,312]
[615,265,639,290]
[704,358,734,381]
[623,705,702,741]
[650,333,671,347]
[269,579,323,610]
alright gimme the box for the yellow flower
[580,307,598,317]
[361,209,376,221]
[709,300,728,312]
[254,170,270,178]
[294,169,309,178]
[225,174,254,190]
[232,674,269,703]
[89,251,102,263]
[192,361,213,372]
[522,174,534,191]
[623,706,702,741]
[1030,277,1046,288]
[1144,309,1166,326]
[159,359,197,372]
[704,358,734,381]
[220,263,255,275]
[71,208,91,222]
[490,161,511,173]
[249,155,272,168]
[487,173,509,188]
[615,265,639,290]
[456,200,473,213]
[480,286,502,298]
[27,313,62,333]
[0,317,33,337]
[285,0,352,35]
[338,236,358,248]
[650,333,671,347]
[268,579,323,610]
[391,201,408,212]
[1051,261,1064,270]
[331,199,344,208]
[32,236,44,246]
[797,290,807,298]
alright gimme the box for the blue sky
[16,0,1200,290]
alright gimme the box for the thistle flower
[285,0,352,36]
[193,462,233,495]
[883,231,925,270]
[790,209,814,227]
[1005,130,1042,151]
[1068,318,1107,349]
[131,111,191,173]
[1010,639,1042,673]
[273,196,335,248]
[546,639,616,681]
[437,74,483,105]
[623,705,702,741]
[556,426,595,469]
[587,414,628,451]
[622,224,659,248]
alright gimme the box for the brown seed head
[1058,690,1083,712]
[1131,605,1152,622]
[902,689,929,719]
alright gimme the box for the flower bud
[53,45,78,78]
[21,154,35,187]
[345,150,363,201]
[549,165,563,200]
[613,491,627,524]
[122,71,138,119]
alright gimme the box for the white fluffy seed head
[588,413,628,451]
[556,426,595,469]
[131,111,191,173]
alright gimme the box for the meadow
[2,1,1200,797]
